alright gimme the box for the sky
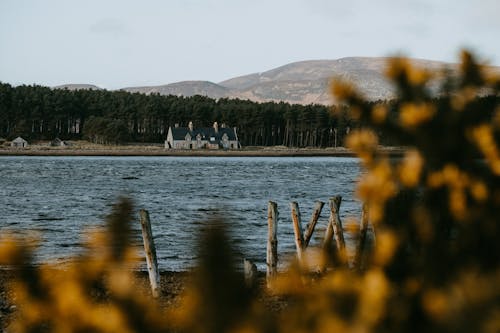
[1,0,499,89]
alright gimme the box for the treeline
[0,82,354,147]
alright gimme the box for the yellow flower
[346,129,379,165]
[470,180,488,202]
[449,188,467,220]
[422,289,449,321]
[386,57,411,80]
[372,104,388,124]
[386,57,430,85]
[358,269,390,324]
[442,164,465,184]
[357,161,398,224]
[427,171,445,188]
[451,86,477,111]
[330,80,358,101]
[398,149,424,187]
[471,124,500,175]
[399,103,436,128]
[373,229,399,266]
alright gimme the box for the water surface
[0,156,362,271]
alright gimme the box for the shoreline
[0,146,405,157]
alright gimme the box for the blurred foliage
[329,50,500,332]
[1,51,500,332]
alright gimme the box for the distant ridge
[121,80,231,99]
[54,57,500,105]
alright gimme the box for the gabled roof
[170,127,237,141]
[12,136,27,143]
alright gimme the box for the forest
[0,83,354,147]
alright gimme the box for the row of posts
[266,197,370,286]
[138,197,371,297]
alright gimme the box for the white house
[165,122,240,150]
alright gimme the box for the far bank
[0,143,404,157]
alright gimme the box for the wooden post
[139,209,160,298]
[303,201,324,248]
[243,258,258,289]
[329,196,346,257]
[266,201,278,284]
[322,196,346,269]
[323,212,334,251]
[290,201,305,261]
[354,203,369,271]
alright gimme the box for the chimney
[213,122,219,133]
[233,127,239,141]
[188,121,193,131]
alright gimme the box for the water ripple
[0,156,362,271]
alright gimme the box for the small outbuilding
[50,138,70,147]
[11,137,28,148]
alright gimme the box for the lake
[0,156,362,271]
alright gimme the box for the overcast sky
[1,0,499,89]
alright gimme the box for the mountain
[117,57,460,105]
[55,57,500,105]
[218,58,452,104]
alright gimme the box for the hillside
[218,58,452,104]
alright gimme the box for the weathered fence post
[290,201,305,261]
[303,200,325,248]
[266,201,278,286]
[329,196,346,261]
[322,196,346,268]
[323,218,334,250]
[354,203,369,271]
[139,209,160,298]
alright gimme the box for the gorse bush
[1,51,499,332]
[327,51,500,333]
